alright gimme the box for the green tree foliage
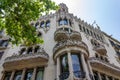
[0,0,58,45]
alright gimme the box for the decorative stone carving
[89,57,120,77]
[54,28,82,41]
[93,45,107,55]
[53,40,88,55]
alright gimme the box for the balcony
[53,40,89,59]
[3,51,49,71]
[54,28,82,41]
[93,45,107,55]
[89,57,120,77]
[54,29,69,41]
[70,31,82,41]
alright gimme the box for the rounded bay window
[55,51,88,80]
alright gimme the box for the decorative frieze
[53,40,88,55]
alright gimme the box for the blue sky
[52,0,120,41]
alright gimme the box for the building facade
[0,3,120,80]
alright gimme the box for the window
[60,54,69,73]
[59,19,64,26]
[93,71,99,80]
[27,47,33,54]
[25,69,33,80]
[35,22,39,28]
[4,72,11,80]
[14,71,22,80]
[69,19,72,26]
[46,20,50,27]
[109,40,115,46]
[34,46,39,53]
[86,29,89,35]
[58,18,68,26]
[101,74,106,80]
[71,54,83,78]
[95,53,99,58]
[37,32,42,37]
[79,25,82,31]
[83,27,86,33]
[40,21,45,28]
[20,48,26,55]
[108,76,113,80]
[35,68,44,80]
[0,40,8,47]
[64,18,68,25]
[90,31,93,36]
[0,51,4,59]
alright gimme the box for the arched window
[14,71,22,80]
[20,48,26,55]
[58,18,68,26]
[93,71,99,80]
[27,47,33,54]
[64,18,68,25]
[60,54,69,73]
[71,54,83,78]
[37,32,42,37]
[40,21,45,28]
[79,24,82,31]
[69,19,72,26]
[35,68,44,80]
[35,22,39,28]
[34,46,39,53]
[46,20,50,27]
[4,72,11,80]
[59,19,64,26]
[25,69,33,80]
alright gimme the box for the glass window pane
[25,69,33,80]
[71,54,83,78]
[60,54,69,73]
[46,21,50,27]
[14,71,22,80]
[40,22,45,28]
[64,19,68,25]
[60,54,69,80]
[93,71,100,80]
[101,74,106,80]
[4,72,11,80]
[36,68,44,80]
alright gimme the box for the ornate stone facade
[0,3,120,80]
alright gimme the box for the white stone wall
[0,3,120,80]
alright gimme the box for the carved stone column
[21,68,26,80]
[87,60,94,80]
[10,70,15,80]
[105,75,109,80]
[81,53,91,80]
[56,57,60,80]
[1,71,5,80]
[67,51,74,80]
[98,72,102,80]
[32,67,37,80]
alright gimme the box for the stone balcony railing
[5,52,49,63]
[54,29,69,41]
[54,28,81,41]
[3,52,49,70]
[89,57,120,76]
[70,31,82,41]
[93,45,107,55]
[53,40,88,58]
